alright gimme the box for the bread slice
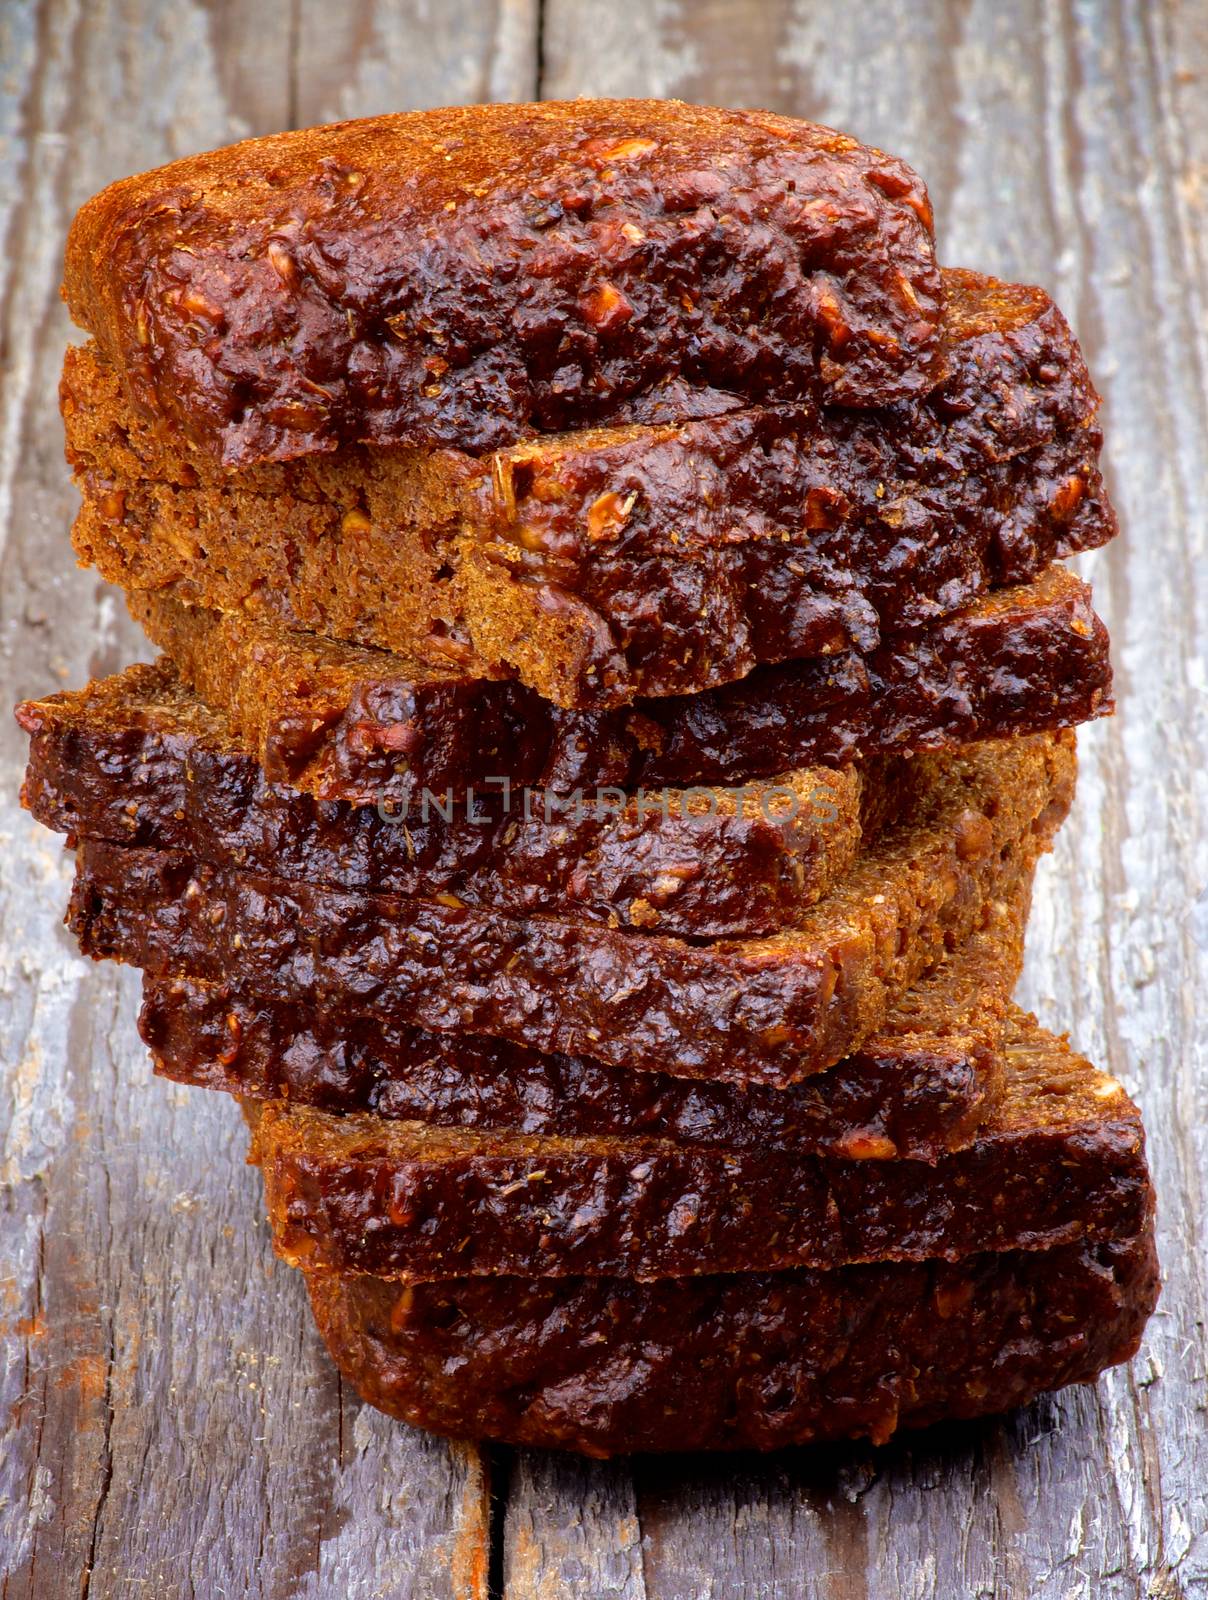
[19,662,888,940]
[63,270,1114,709]
[249,1012,1150,1282]
[139,875,1030,1163]
[128,568,1109,807]
[302,1228,1158,1454]
[62,101,941,469]
[66,733,1074,1087]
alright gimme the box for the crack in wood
[77,1311,116,1600]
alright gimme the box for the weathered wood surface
[0,2,1204,1597]
[0,4,535,1597]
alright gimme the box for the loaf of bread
[62,101,943,466]
[23,96,1152,1460]
[140,881,1029,1163]
[64,269,1114,708]
[129,570,1109,806]
[66,734,1073,1086]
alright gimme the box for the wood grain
[293,0,538,125]
[513,3,1208,1596]
[1,2,1204,1597]
[0,3,534,1597]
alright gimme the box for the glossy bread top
[63,99,941,464]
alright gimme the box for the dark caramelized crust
[129,569,1110,806]
[17,663,878,940]
[139,879,1030,1163]
[249,1013,1149,1281]
[63,270,1115,709]
[62,101,942,466]
[303,1228,1158,1454]
[65,734,1075,1087]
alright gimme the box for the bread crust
[62,270,1115,708]
[62,100,942,464]
[137,882,1029,1164]
[64,734,1075,1087]
[302,1229,1158,1453]
[128,570,1111,806]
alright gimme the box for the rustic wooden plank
[502,1456,646,1599]
[504,3,1208,1596]
[293,0,538,124]
[0,2,536,1595]
[1013,4,1208,1592]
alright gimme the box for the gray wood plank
[507,2,1208,1596]
[502,1455,647,1599]
[0,2,535,1595]
[294,0,538,124]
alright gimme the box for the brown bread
[129,569,1109,806]
[63,269,1114,708]
[139,878,1030,1163]
[302,1228,1158,1454]
[250,1012,1150,1281]
[65,734,1075,1087]
[17,662,879,940]
[62,101,942,467]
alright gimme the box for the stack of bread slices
[19,100,1157,1457]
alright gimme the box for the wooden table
[1,2,1204,1594]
